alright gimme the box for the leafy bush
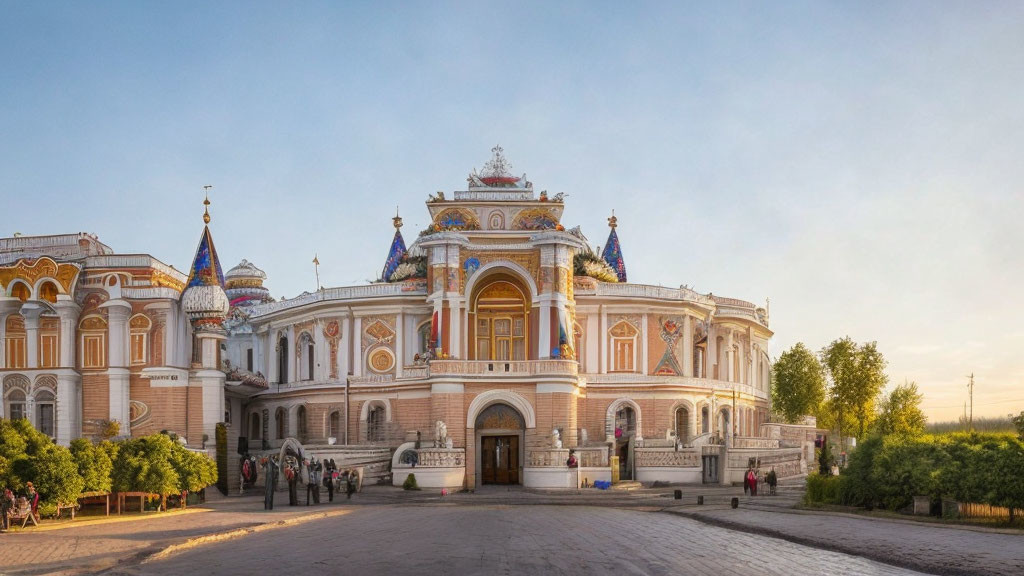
[402,473,419,490]
[837,432,1024,519]
[0,419,83,505]
[805,473,841,505]
[111,434,180,497]
[169,441,217,493]
[71,438,116,493]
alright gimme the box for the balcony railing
[427,359,579,378]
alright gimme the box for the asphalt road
[104,504,926,576]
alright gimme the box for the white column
[102,299,132,434]
[395,311,404,377]
[585,314,599,373]
[352,317,362,377]
[726,331,735,383]
[54,299,79,369]
[682,315,693,377]
[286,325,296,383]
[56,373,82,445]
[21,303,44,369]
[538,303,551,359]
[339,316,351,376]
[599,307,608,374]
[640,314,649,374]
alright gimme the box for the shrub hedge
[806,432,1024,520]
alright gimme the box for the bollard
[674,490,682,500]
[697,495,704,505]
[731,497,739,508]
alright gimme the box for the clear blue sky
[3,2,1023,420]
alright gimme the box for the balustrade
[634,449,700,468]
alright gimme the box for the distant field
[926,416,1016,435]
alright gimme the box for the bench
[7,501,38,528]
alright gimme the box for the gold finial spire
[608,209,617,229]
[202,185,213,224]
[393,206,403,229]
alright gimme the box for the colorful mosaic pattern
[382,228,407,281]
[186,227,225,288]
[602,228,627,282]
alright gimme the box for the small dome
[226,259,267,284]
[182,285,230,319]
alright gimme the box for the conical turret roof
[601,213,627,283]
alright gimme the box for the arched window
[297,405,308,442]
[609,321,638,372]
[701,406,709,434]
[10,281,30,302]
[367,406,385,442]
[39,281,59,304]
[5,389,26,421]
[298,333,314,381]
[249,412,261,440]
[329,410,341,440]
[5,315,27,369]
[277,335,288,383]
[130,314,152,366]
[275,407,287,440]
[79,315,107,369]
[417,322,431,355]
[615,406,636,437]
[35,390,55,437]
[674,407,689,445]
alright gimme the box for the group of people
[259,454,360,510]
[743,466,778,496]
[1,482,39,532]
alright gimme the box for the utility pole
[313,254,321,291]
[966,373,974,432]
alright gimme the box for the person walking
[345,469,356,500]
[301,459,313,506]
[1,487,14,532]
[285,461,298,506]
[263,457,279,510]
[768,467,778,495]
[325,459,336,503]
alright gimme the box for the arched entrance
[475,403,525,485]
[467,270,533,361]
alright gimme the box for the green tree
[1012,411,1024,441]
[111,434,179,500]
[821,337,888,445]
[169,442,218,494]
[771,343,826,424]
[875,381,927,436]
[70,438,116,493]
[0,419,84,506]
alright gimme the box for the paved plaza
[104,505,924,576]
[2,488,1022,576]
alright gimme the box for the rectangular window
[247,348,254,372]
[38,404,54,437]
[6,336,26,369]
[83,334,105,368]
[9,402,25,421]
[613,339,635,372]
[40,334,58,368]
[130,333,147,365]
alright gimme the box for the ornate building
[1,148,812,488]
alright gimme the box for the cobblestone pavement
[105,505,924,576]
[0,500,350,576]
[673,503,1024,576]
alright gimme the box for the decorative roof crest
[481,145,512,178]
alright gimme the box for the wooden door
[481,437,497,484]
[482,435,519,485]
